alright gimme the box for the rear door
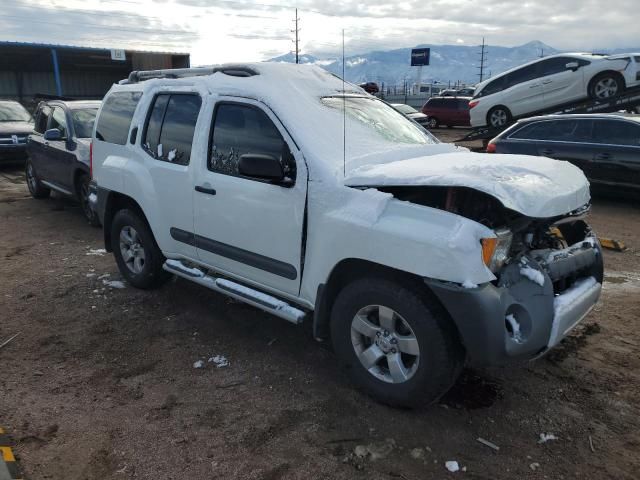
[193,98,307,296]
[590,119,640,191]
[27,105,51,177]
[46,106,75,191]
[538,57,586,109]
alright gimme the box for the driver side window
[49,107,68,138]
[208,103,296,182]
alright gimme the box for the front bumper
[426,236,603,366]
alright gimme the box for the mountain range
[270,41,640,87]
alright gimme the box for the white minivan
[470,53,640,128]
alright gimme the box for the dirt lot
[1,153,639,479]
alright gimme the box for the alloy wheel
[489,109,508,128]
[594,77,619,98]
[119,226,146,274]
[350,305,420,384]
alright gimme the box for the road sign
[411,48,430,66]
[110,49,126,61]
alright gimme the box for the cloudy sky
[1,0,637,64]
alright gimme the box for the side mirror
[565,61,580,71]
[238,153,285,182]
[44,128,63,141]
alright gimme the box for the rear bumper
[426,236,603,366]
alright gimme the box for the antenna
[342,28,346,178]
[292,8,301,64]
[477,37,487,82]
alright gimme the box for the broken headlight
[481,228,513,273]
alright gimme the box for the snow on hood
[344,152,591,218]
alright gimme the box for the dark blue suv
[26,100,101,224]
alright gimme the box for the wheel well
[313,258,460,345]
[72,169,89,197]
[102,192,147,252]
[589,70,626,89]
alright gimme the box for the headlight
[481,228,513,273]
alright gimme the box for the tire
[487,106,511,129]
[427,117,439,129]
[330,277,463,408]
[110,209,171,289]
[25,159,50,199]
[76,173,100,227]
[589,72,624,100]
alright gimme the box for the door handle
[195,185,216,195]
[595,153,611,160]
[541,149,555,156]
[542,79,552,84]
[529,84,541,88]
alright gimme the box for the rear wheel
[427,117,439,129]
[111,209,171,289]
[330,277,463,407]
[487,106,511,129]
[589,72,624,99]
[77,173,100,226]
[25,159,50,199]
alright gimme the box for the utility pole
[292,8,301,64]
[477,37,487,83]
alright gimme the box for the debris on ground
[409,447,425,459]
[85,248,106,256]
[0,332,21,350]
[599,238,627,252]
[445,460,460,472]
[530,462,540,471]
[208,355,229,368]
[103,279,126,289]
[538,433,558,444]
[352,439,396,461]
[193,360,205,369]
[477,437,500,451]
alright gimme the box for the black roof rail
[124,65,259,84]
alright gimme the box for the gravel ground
[1,156,639,480]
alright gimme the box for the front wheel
[25,159,50,199]
[330,277,463,407]
[111,209,171,289]
[487,106,511,129]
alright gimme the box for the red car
[421,96,471,128]
[358,82,380,94]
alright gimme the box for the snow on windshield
[0,102,32,122]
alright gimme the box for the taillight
[469,100,479,109]
[89,142,93,179]
[486,142,496,153]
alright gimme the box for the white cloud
[1,0,638,65]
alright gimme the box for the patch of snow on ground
[208,355,229,368]
[103,279,126,289]
[445,460,460,472]
[193,360,205,369]
[86,248,106,256]
[538,433,558,443]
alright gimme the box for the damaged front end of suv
[345,153,603,367]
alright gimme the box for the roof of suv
[515,113,640,124]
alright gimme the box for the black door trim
[170,227,297,280]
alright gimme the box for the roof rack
[124,65,259,84]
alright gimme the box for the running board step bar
[163,259,306,325]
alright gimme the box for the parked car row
[0,100,33,162]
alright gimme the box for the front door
[501,63,544,117]
[538,57,586,109]
[46,106,75,190]
[193,98,307,296]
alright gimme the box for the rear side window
[427,99,445,108]
[95,91,142,145]
[476,77,505,98]
[209,103,296,181]
[142,93,201,165]
[504,64,538,88]
[35,106,51,134]
[592,120,640,146]
[456,99,470,110]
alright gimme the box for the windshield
[71,109,98,138]
[321,96,437,145]
[0,102,32,122]
[393,104,418,114]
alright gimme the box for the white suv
[90,63,603,407]
[470,53,640,128]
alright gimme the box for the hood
[0,121,33,135]
[344,152,591,218]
